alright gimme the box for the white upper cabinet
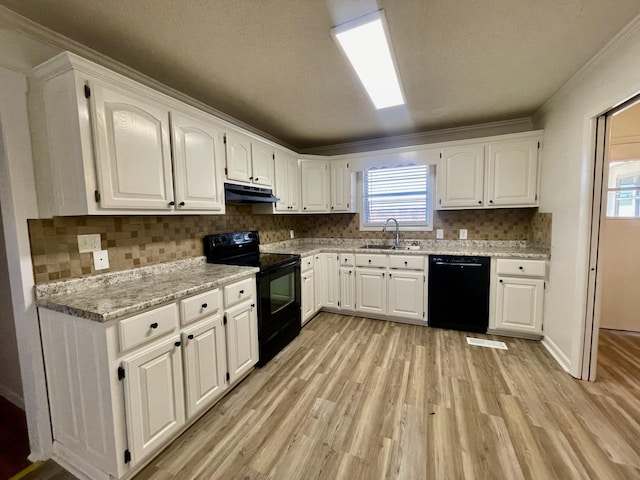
[30,52,228,216]
[330,159,351,212]
[486,139,539,206]
[274,151,300,212]
[225,132,274,187]
[300,159,330,212]
[90,81,175,210]
[437,132,541,210]
[438,145,485,208]
[170,110,225,212]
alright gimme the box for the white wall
[0,66,52,459]
[533,17,640,376]
[0,198,23,406]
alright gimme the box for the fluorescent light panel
[332,10,405,110]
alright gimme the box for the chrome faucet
[383,218,400,247]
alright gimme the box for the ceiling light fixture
[331,10,405,110]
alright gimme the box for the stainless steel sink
[359,244,397,250]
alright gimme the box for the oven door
[257,260,301,366]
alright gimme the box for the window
[361,164,432,229]
[606,160,640,217]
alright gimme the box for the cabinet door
[438,145,484,208]
[225,301,258,383]
[388,270,425,321]
[182,316,227,418]
[300,160,329,212]
[170,111,225,211]
[339,267,355,311]
[355,269,387,315]
[287,156,301,211]
[89,81,174,210]
[314,254,327,310]
[251,142,274,186]
[495,277,544,334]
[225,132,252,183]
[330,159,351,212]
[486,140,539,206]
[122,336,185,465]
[301,270,316,325]
[273,151,291,211]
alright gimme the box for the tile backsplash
[29,207,552,284]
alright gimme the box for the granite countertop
[261,238,550,259]
[35,257,258,322]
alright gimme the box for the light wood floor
[26,319,640,479]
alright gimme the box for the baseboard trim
[0,383,24,409]
[52,442,109,480]
[541,335,571,374]
[486,328,543,340]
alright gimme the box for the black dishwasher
[428,255,490,333]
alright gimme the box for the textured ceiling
[1,0,640,150]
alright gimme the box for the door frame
[582,96,640,380]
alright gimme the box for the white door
[300,160,329,212]
[225,132,252,183]
[339,267,355,311]
[486,140,538,206]
[121,336,185,465]
[388,270,425,321]
[438,145,485,208]
[355,269,387,315]
[89,81,174,210]
[287,156,301,212]
[495,277,544,334]
[225,301,258,383]
[301,270,316,325]
[273,151,290,212]
[314,254,327,310]
[170,111,225,211]
[251,142,274,186]
[330,159,351,212]
[182,316,227,418]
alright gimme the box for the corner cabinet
[31,52,226,216]
[437,131,541,210]
[38,276,258,479]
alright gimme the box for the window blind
[362,164,431,226]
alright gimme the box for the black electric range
[203,231,301,366]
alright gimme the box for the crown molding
[534,12,640,121]
[300,117,534,156]
[0,6,296,151]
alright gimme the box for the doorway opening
[583,96,640,381]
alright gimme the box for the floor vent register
[466,337,508,350]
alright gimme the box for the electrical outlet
[93,250,109,270]
[78,234,102,253]
[290,229,295,239]
[459,229,468,240]
[436,229,444,239]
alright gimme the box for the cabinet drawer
[496,259,546,278]
[224,277,256,307]
[119,303,179,352]
[180,288,221,325]
[355,254,387,268]
[339,253,355,267]
[301,255,314,273]
[389,255,424,270]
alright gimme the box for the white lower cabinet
[315,253,339,309]
[38,274,258,480]
[387,270,425,321]
[301,269,316,325]
[122,336,185,465]
[355,268,387,315]
[490,258,546,336]
[182,316,227,418]
[338,267,355,311]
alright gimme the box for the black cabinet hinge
[117,366,125,381]
[537,141,540,149]
[347,162,350,168]
[224,167,228,175]
[223,134,227,144]
[124,449,131,464]
[226,372,230,382]
[338,301,340,307]
[272,153,275,160]
[535,193,538,201]
[439,152,443,158]
[223,314,227,325]
[95,190,101,203]
[84,85,91,98]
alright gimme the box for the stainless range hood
[224,183,280,204]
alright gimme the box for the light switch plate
[459,229,468,240]
[290,229,295,239]
[93,250,109,270]
[78,234,101,253]
[436,229,444,239]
